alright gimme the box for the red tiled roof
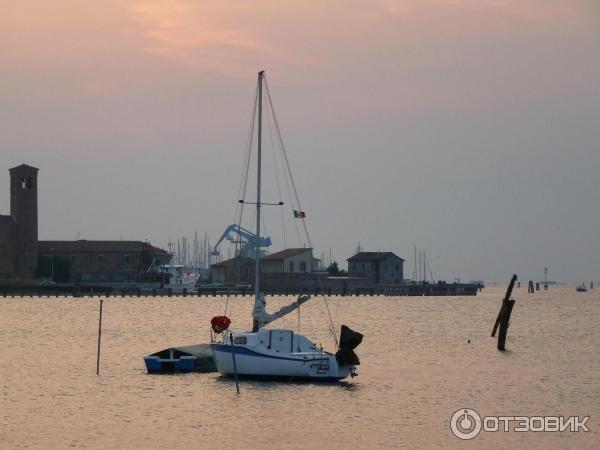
[347,252,404,262]
[210,257,255,268]
[262,248,312,261]
[38,240,167,254]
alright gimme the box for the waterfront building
[347,252,404,284]
[261,248,319,274]
[0,164,39,279]
[37,240,168,283]
[209,249,320,286]
[210,257,254,285]
[1,163,169,283]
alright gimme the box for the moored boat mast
[253,70,264,333]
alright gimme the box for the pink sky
[1,0,599,281]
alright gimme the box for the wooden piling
[96,299,103,375]
[497,298,515,351]
[492,274,517,351]
[492,274,517,337]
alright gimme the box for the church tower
[9,164,38,278]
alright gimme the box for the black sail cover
[335,325,363,366]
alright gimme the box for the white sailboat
[210,71,362,381]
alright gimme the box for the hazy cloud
[1,0,599,281]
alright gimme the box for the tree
[326,262,348,276]
[327,261,339,275]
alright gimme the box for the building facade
[210,257,255,285]
[347,252,404,284]
[0,216,18,277]
[261,248,318,274]
[0,164,39,279]
[38,240,168,283]
[210,249,320,286]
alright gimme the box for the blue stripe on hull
[218,373,346,383]
[211,343,329,363]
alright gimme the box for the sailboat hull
[211,339,353,381]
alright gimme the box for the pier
[0,282,480,298]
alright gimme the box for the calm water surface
[1,285,599,449]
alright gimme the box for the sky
[1,0,599,282]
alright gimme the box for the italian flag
[293,210,306,218]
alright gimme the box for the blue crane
[211,224,272,259]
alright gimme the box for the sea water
[1,285,598,449]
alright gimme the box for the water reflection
[1,286,598,449]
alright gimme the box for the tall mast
[253,70,264,332]
[414,246,417,283]
[423,249,426,283]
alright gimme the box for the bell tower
[9,164,39,278]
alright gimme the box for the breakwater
[0,282,480,298]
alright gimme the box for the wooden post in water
[491,275,516,351]
[96,299,103,375]
[497,297,515,351]
[528,280,534,293]
[492,274,517,337]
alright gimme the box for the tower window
[20,177,33,189]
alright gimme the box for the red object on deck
[211,316,231,333]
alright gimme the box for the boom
[252,293,311,330]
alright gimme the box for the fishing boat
[141,260,199,293]
[576,283,588,292]
[210,71,362,381]
[158,263,199,291]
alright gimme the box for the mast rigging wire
[263,75,339,347]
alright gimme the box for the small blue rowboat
[144,343,216,374]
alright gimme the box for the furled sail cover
[335,325,363,366]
